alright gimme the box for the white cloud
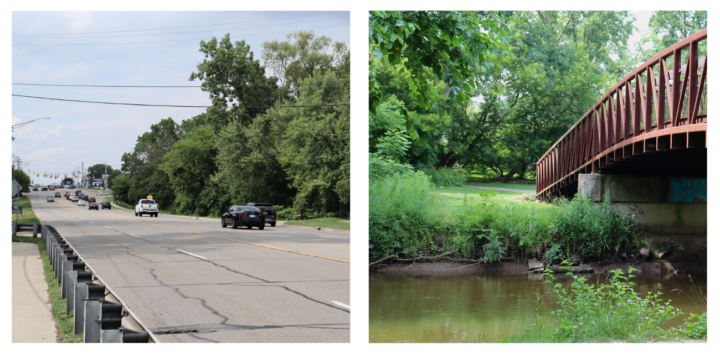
[25,146,70,162]
[64,12,96,32]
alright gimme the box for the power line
[13,15,348,40]
[12,81,349,88]
[12,94,349,108]
[13,12,340,37]
[12,23,349,46]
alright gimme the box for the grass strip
[12,235,84,343]
[11,195,41,225]
[283,217,350,230]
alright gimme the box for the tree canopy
[112,31,349,218]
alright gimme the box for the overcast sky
[11,11,349,185]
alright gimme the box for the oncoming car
[221,205,265,230]
[47,196,55,202]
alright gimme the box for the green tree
[469,11,635,180]
[159,125,218,215]
[86,163,113,179]
[12,166,31,193]
[635,11,707,64]
[369,11,514,123]
[266,70,350,216]
[189,34,278,129]
[262,30,348,92]
[119,118,181,207]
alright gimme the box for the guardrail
[41,224,159,343]
[536,28,707,199]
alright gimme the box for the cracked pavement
[29,191,350,343]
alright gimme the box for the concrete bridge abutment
[578,174,707,234]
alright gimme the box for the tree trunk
[502,172,514,183]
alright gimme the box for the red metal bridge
[536,29,707,199]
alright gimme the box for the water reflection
[369,271,706,343]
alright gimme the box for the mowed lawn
[465,181,537,191]
[283,218,350,230]
[434,185,551,210]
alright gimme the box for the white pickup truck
[135,199,158,217]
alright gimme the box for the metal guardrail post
[75,283,105,336]
[56,249,72,284]
[68,270,92,316]
[85,299,121,343]
[12,223,17,236]
[61,256,79,299]
[33,224,38,238]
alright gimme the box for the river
[369,270,706,342]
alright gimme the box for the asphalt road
[30,190,350,343]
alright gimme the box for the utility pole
[81,162,84,188]
[101,160,107,202]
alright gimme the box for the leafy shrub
[680,312,707,339]
[423,167,465,187]
[369,155,415,180]
[543,264,683,342]
[369,172,436,260]
[553,190,641,260]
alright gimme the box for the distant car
[48,185,55,190]
[71,195,79,202]
[69,185,75,189]
[222,205,265,230]
[32,186,39,191]
[101,202,111,210]
[247,202,277,227]
[47,196,55,202]
[54,192,61,197]
[88,196,96,202]
[83,195,89,201]
[78,200,86,206]
[41,186,48,191]
[88,202,98,210]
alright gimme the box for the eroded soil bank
[372,232,706,276]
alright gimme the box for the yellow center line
[48,197,350,264]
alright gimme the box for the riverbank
[370,173,645,267]
[371,257,706,277]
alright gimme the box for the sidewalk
[12,242,56,343]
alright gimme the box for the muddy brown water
[369,271,706,343]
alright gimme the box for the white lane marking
[90,222,94,224]
[129,234,141,238]
[331,301,350,310]
[104,226,111,229]
[177,249,207,260]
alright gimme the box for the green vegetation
[12,166,31,193]
[111,31,349,220]
[369,173,643,264]
[283,218,350,231]
[12,236,83,342]
[11,195,40,225]
[466,182,536,191]
[495,265,706,342]
[370,11,706,183]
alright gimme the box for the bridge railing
[536,28,707,198]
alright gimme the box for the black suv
[247,202,276,227]
[101,202,111,210]
[88,202,99,210]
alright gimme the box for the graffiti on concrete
[671,177,707,204]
